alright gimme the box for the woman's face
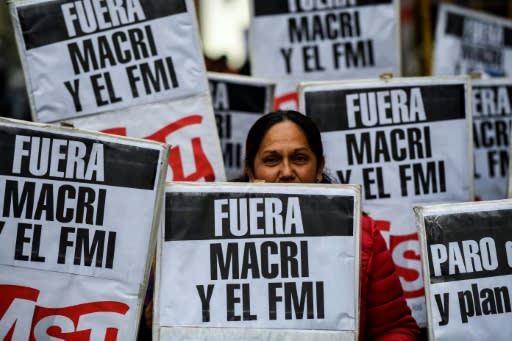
[247,120,324,183]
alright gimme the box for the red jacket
[359,214,420,340]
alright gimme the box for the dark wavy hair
[236,110,332,183]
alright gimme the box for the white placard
[0,117,167,340]
[250,0,400,110]
[472,78,512,200]
[433,4,512,77]
[209,72,275,180]
[299,76,474,326]
[11,0,206,122]
[156,182,361,341]
[415,200,512,340]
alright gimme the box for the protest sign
[0,117,167,340]
[298,76,474,326]
[209,72,275,179]
[11,0,206,122]
[415,199,512,340]
[472,78,512,200]
[156,182,361,341]
[433,4,512,77]
[250,0,400,110]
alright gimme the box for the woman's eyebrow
[293,147,311,153]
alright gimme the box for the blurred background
[1,0,511,121]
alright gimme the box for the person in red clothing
[239,110,420,340]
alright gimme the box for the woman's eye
[263,156,279,165]
[293,154,308,163]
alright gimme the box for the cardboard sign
[11,0,206,122]
[472,78,512,200]
[415,200,512,340]
[298,76,474,326]
[250,0,400,110]
[156,182,361,341]
[209,72,275,180]
[0,117,167,340]
[433,4,512,77]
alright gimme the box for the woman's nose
[279,160,295,181]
